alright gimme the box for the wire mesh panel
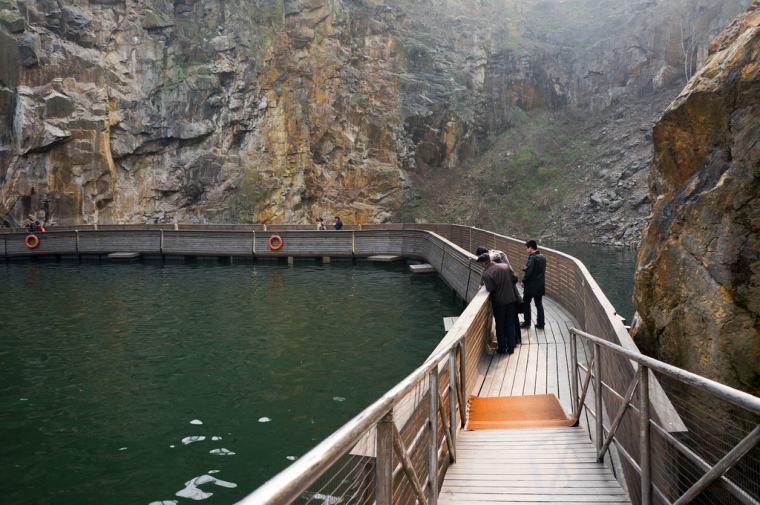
[294,446,379,505]
[651,371,760,505]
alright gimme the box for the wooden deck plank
[510,341,530,396]
[480,352,507,397]
[498,344,523,397]
[522,341,541,396]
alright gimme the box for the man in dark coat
[334,216,343,230]
[478,253,519,354]
[521,240,546,329]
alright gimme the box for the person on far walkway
[27,219,36,233]
[477,253,518,354]
[334,216,343,230]
[521,240,546,329]
[316,217,327,230]
[34,220,45,232]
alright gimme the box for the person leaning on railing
[477,253,519,355]
[476,245,523,343]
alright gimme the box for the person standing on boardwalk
[476,245,523,343]
[333,216,343,230]
[477,253,519,354]
[521,240,546,329]
[27,219,36,233]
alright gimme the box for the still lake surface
[1,245,638,504]
[0,259,464,504]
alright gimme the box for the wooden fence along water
[0,223,732,504]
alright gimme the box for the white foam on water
[286,456,297,461]
[333,397,345,402]
[211,436,222,441]
[170,445,175,448]
[209,448,235,456]
[190,419,203,425]
[119,447,128,451]
[181,436,206,445]
[20,398,28,401]
[258,417,271,423]
[302,492,343,504]
[148,501,178,505]
[175,474,237,500]
[207,470,219,474]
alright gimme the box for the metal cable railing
[570,328,760,505]
[237,290,491,505]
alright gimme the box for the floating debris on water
[119,447,128,451]
[287,456,297,461]
[212,436,222,441]
[182,436,206,445]
[190,419,203,425]
[210,448,235,456]
[333,397,345,402]
[176,474,237,500]
[258,417,271,423]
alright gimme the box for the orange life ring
[26,235,39,248]
[268,235,283,251]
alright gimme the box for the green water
[544,243,638,324]
[0,259,463,504]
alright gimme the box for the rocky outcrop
[633,1,760,394]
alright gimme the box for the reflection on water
[544,242,638,323]
[0,260,463,504]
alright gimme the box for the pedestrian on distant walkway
[333,216,343,230]
[477,253,519,354]
[27,219,36,233]
[34,220,45,232]
[521,240,546,329]
[316,217,327,230]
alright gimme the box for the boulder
[634,1,760,395]
[0,9,24,33]
[17,33,40,67]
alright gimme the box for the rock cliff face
[633,1,760,394]
[0,0,751,227]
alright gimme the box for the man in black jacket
[478,253,519,354]
[521,240,546,329]
[334,216,343,230]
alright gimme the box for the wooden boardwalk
[439,295,631,504]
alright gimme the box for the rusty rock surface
[634,1,760,394]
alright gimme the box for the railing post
[449,350,458,451]
[571,331,578,419]
[639,364,651,505]
[594,343,603,458]
[428,369,438,505]
[458,341,467,427]
[376,411,394,505]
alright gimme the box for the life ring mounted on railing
[268,235,283,251]
[25,235,39,249]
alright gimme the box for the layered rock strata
[633,1,760,394]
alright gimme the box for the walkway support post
[639,364,651,505]
[449,349,458,453]
[376,412,394,505]
[571,332,579,420]
[458,342,467,428]
[428,368,439,505]
[595,343,603,458]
